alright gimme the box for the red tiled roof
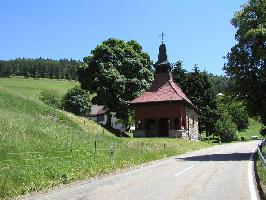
[130,72,193,106]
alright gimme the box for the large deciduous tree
[78,38,154,130]
[224,0,266,124]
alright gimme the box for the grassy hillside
[238,118,263,140]
[0,89,212,199]
[0,77,78,99]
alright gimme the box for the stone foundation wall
[186,107,199,140]
[169,129,189,138]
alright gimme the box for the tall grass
[0,90,96,198]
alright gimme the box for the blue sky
[0,0,246,75]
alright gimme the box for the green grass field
[0,80,212,199]
[0,77,78,99]
[238,118,264,140]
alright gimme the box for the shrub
[215,112,237,142]
[217,95,249,131]
[62,86,91,116]
[39,89,61,108]
[229,101,249,131]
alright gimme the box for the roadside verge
[255,152,266,200]
[254,139,266,200]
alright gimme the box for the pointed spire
[155,43,171,74]
[158,43,168,63]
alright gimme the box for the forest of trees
[172,62,249,141]
[0,58,81,80]
[208,74,231,94]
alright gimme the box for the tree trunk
[206,131,209,138]
[123,117,131,132]
[125,121,129,132]
[105,112,112,129]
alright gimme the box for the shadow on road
[176,153,251,162]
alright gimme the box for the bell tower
[154,32,171,74]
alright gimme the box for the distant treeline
[0,58,82,80]
[0,58,230,93]
[208,74,231,94]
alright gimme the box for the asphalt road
[23,141,260,200]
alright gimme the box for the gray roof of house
[89,105,107,116]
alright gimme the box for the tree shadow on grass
[176,152,251,162]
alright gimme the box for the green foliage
[224,0,266,125]
[215,95,250,142]
[172,61,251,140]
[215,111,238,142]
[0,58,81,80]
[238,118,263,140]
[172,61,188,90]
[229,102,249,131]
[217,95,249,131]
[62,86,91,116]
[256,144,266,190]
[173,65,232,96]
[39,89,61,108]
[78,38,154,128]
[174,65,218,135]
[185,67,217,135]
[0,89,212,199]
[260,127,266,137]
[208,75,232,94]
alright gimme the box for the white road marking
[248,147,258,200]
[174,165,195,177]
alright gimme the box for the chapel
[130,42,199,139]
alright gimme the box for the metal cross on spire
[159,32,165,44]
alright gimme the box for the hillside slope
[0,89,212,199]
[0,77,77,99]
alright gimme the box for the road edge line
[249,147,259,200]
[174,165,195,177]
